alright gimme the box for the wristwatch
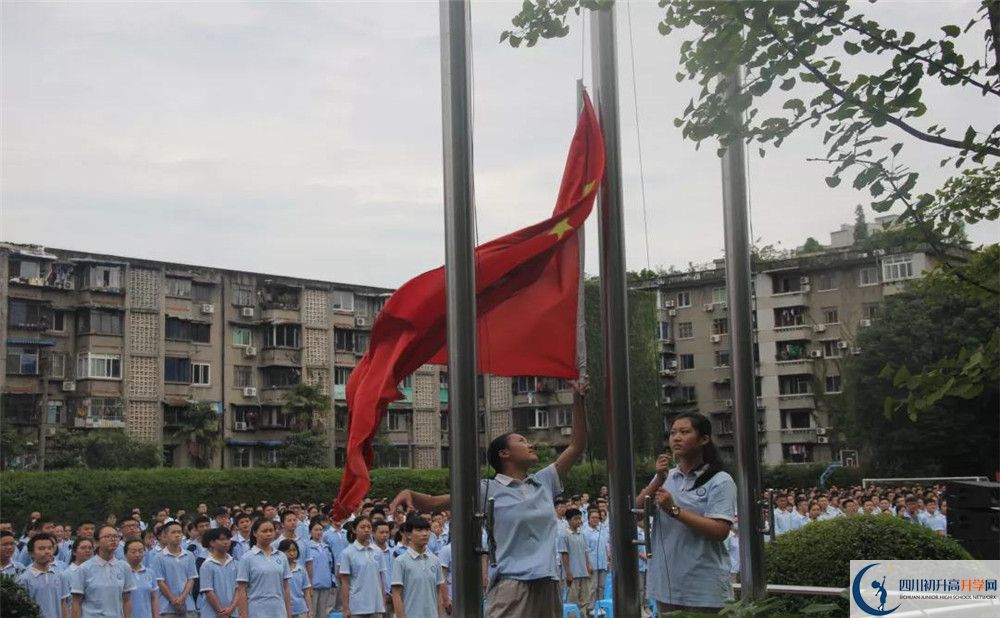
[668,505,681,518]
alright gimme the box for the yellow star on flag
[549,217,573,241]
[582,179,597,197]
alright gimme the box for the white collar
[160,546,188,557]
[28,564,57,576]
[131,564,147,573]
[406,547,429,560]
[248,545,276,556]
[494,472,535,486]
[352,540,372,551]
[94,554,118,566]
[206,554,233,566]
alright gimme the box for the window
[529,408,549,429]
[76,353,121,379]
[862,303,880,320]
[776,341,808,361]
[334,366,352,386]
[816,272,838,291]
[354,296,371,317]
[859,266,880,286]
[78,310,123,336]
[679,354,695,370]
[378,446,411,469]
[659,354,674,371]
[48,353,65,379]
[774,307,805,327]
[192,283,213,302]
[399,375,413,389]
[782,443,814,463]
[355,332,370,354]
[164,357,192,383]
[257,448,279,466]
[782,409,812,429]
[512,376,536,394]
[440,410,450,432]
[658,321,671,340]
[259,406,291,429]
[822,340,843,358]
[232,285,254,307]
[165,318,209,343]
[821,307,838,324]
[772,275,804,294]
[265,324,300,348]
[192,363,211,386]
[47,401,63,425]
[85,398,124,422]
[335,405,348,430]
[8,300,49,329]
[82,265,123,291]
[166,277,192,297]
[713,350,731,368]
[6,346,39,375]
[262,367,300,388]
[554,407,572,427]
[384,411,410,431]
[676,292,691,308]
[711,287,727,304]
[232,448,251,468]
[677,322,693,339]
[234,365,254,388]
[232,328,253,347]
[711,318,729,335]
[51,311,65,333]
[11,260,42,279]
[332,290,354,311]
[679,385,697,402]
[882,254,915,282]
[2,394,38,424]
[779,375,812,395]
[335,329,354,352]
[825,375,843,393]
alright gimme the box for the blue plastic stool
[603,575,613,599]
[594,598,614,617]
[328,613,343,618]
[562,603,583,618]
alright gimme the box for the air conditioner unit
[725,399,734,408]
[243,387,257,397]
[667,309,677,317]
[664,300,676,308]
[813,324,827,333]
[667,360,678,369]
[851,347,862,355]
[799,276,810,285]
[234,421,249,431]
[719,302,728,310]
[810,350,823,358]
[560,427,572,436]
[755,396,764,408]
[816,427,828,436]
[704,303,714,312]
[838,341,850,349]
[201,304,215,314]
[659,369,676,377]
[28,277,45,286]
[710,334,722,343]
[62,381,76,392]
[801,283,812,292]
[62,281,74,290]
[355,317,368,327]
[244,346,257,357]
[817,436,830,444]
[859,319,872,327]
[241,307,255,318]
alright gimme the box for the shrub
[760,463,864,490]
[0,574,42,618]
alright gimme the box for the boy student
[373,520,395,616]
[559,508,592,617]
[230,514,253,560]
[391,517,446,618]
[152,521,199,616]
[1,530,24,576]
[274,510,314,580]
[198,528,238,618]
[16,533,69,618]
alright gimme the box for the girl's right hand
[655,453,672,477]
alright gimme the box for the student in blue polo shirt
[390,377,591,618]
[151,521,198,616]
[1,530,25,577]
[559,508,592,616]
[277,540,312,618]
[60,537,94,615]
[235,519,292,618]
[70,525,137,618]
[338,516,386,617]
[124,539,159,618]
[637,411,737,614]
[391,516,445,618]
[198,528,238,618]
[16,533,69,618]
[305,519,335,618]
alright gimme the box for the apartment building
[1,243,576,470]
[637,223,939,467]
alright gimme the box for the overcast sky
[2,1,996,288]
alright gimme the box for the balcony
[778,393,815,408]
[775,360,815,375]
[259,347,302,367]
[780,428,818,443]
[73,415,126,429]
[259,387,294,405]
[770,291,810,307]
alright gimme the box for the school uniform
[287,563,312,618]
[57,541,73,564]
[198,554,239,618]
[130,564,158,618]
[272,534,313,572]
[636,526,649,606]
[338,541,386,616]
[151,546,199,616]
[391,547,444,618]
[70,554,137,618]
[790,511,809,530]
[583,522,609,609]
[773,509,793,537]
[61,563,80,616]
[17,563,70,618]
[436,543,452,602]
[229,534,249,562]
[236,546,291,617]
[559,528,592,615]
[1,560,25,577]
[922,511,947,535]
[306,538,335,618]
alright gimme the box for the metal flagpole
[438,1,482,616]
[591,4,641,616]
[720,66,767,603]
[576,79,588,374]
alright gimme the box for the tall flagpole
[576,79,588,374]
[720,66,767,602]
[591,3,642,616]
[439,1,482,616]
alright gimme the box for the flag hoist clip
[475,495,497,568]
[760,490,775,538]
[630,495,655,558]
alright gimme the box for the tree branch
[761,20,1000,158]
[988,0,1000,81]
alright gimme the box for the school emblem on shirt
[695,487,707,497]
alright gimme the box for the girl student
[70,525,136,618]
[277,540,312,618]
[235,519,292,618]
[198,528,238,618]
[338,516,386,618]
[125,538,159,618]
[60,537,94,615]
[305,519,335,618]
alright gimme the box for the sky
[2,1,996,288]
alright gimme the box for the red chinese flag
[333,93,605,520]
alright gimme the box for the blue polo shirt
[391,547,444,618]
[321,528,350,565]
[70,555,137,617]
[236,546,291,617]
[583,523,609,571]
[198,554,239,618]
[436,543,452,599]
[338,541,386,615]
[271,534,312,571]
[17,564,69,618]
[230,534,250,561]
[151,547,198,613]
[1,561,25,577]
[287,565,311,615]
[646,467,737,609]
[922,511,947,534]
[130,565,157,618]
[479,463,562,583]
[376,543,394,595]
[636,526,648,573]
[558,529,590,579]
[306,539,335,590]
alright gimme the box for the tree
[36,431,162,470]
[283,383,332,432]
[800,236,823,253]
[0,425,32,471]
[173,401,220,468]
[275,430,330,468]
[853,205,868,242]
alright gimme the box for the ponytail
[670,411,725,490]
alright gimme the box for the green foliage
[173,401,221,468]
[532,441,558,467]
[853,204,869,241]
[0,425,33,471]
[283,383,332,431]
[0,574,42,618]
[44,431,161,470]
[761,463,863,490]
[274,430,330,468]
[799,236,823,253]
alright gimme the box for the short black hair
[234,513,252,524]
[374,521,391,532]
[202,527,232,548]
[28,533,56,553]
[0,530,13,539]
[565,508,582,520]
[193,515,211,527]
[214,508,229,518]
[403,516,430,533]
